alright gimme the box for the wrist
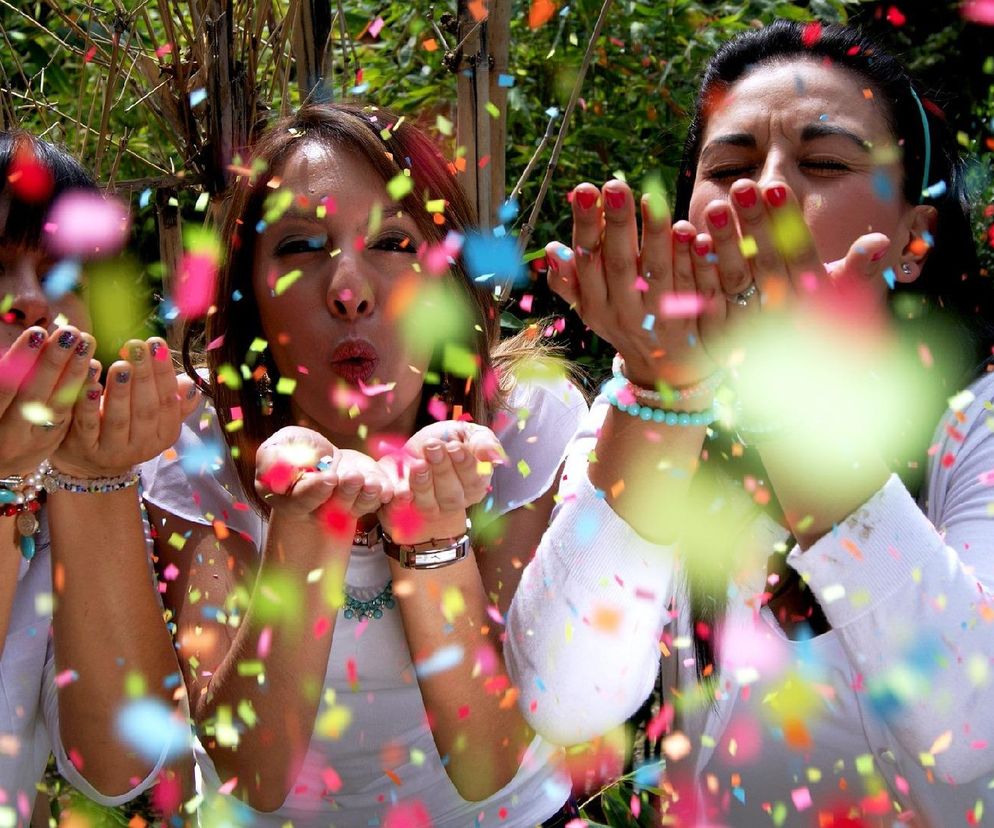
[383,509,468,546]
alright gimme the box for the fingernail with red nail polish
[694,240,711,257]
[604,189,625,210]
[547,255,559,272]
[734,188,758,209]
[674,229,694,244]
[708,207,729,229]
[86,389,101,401]
[575,190,598,211]
[765,186,787,207]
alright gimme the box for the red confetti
[6,148,53,203]
[963,0,994,24]
[886,5,907,25]
[801,21,822,47]
[941,452,956,468]
[528,0,556,29]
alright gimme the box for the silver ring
[40,420,59,431]
[728,283,759,307]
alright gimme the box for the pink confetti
[486,604,505,625]
[369,16,385,37]
[207,335,225,350]
[322,766,343,792]
[384,800,433,828]
[978,471,994,486]
[427,396,449,421]
[162,563,180,581]
[660,292,706,319]
[55,669,78,688]
[258,626,272,659]
[155,43,173,58]
[346,658,359,687]
[314,616,331,638]
[174,251,218,318]
[965,1,994,24]
[217,776,238,795]
[633,276,649,292]
[630,794,641,818]
[45,191,130,257]
[358,379,397,396]
[791,786,812,811]
[519,294,534,313]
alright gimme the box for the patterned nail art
[128,344,145,363]
[74,339,91,358]
[116,370,131,384]
[28,330,45,349]
[57,330,77,350]
[86,389,101,401]
[149,341,162,359]
[87,366,98,381]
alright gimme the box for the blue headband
[908,86,932,202]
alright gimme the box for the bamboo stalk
[518,0,613,252]
[93,26,125,177]
[488,0,511,222]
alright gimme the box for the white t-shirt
[505,369,994,826]
[141,375,588,827]
[1,516,167,827]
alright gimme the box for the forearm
[193,512,349,811]
[391,549,533,802]
[0,527,22,656]
[47,487,182,795]
[756,427,890,548]
[590,400,709,543]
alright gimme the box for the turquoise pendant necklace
[343,580,395,621]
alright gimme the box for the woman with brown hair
[121,103,586,825]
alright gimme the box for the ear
[896,204,937,284]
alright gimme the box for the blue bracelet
[604,378,718,426]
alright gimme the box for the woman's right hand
[0,325,95,478]
[255,427,393,524]
[546,181,718,390]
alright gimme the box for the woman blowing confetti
[505,20,994,826]
[0,133,194,823]
[112,103,586,825]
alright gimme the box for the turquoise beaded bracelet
[604,377,718,426]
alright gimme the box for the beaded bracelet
[611,354,724,404]
[604,377,718,426]
[0,463,51,561]
[45,467,140,494]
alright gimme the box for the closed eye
[274,234,328,256]
[705,165,757,182]
[370,232,417,253]
[800,160,851,175]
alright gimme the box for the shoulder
[483,370,589,520]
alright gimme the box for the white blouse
[141,375,588,827]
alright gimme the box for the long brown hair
[182,103,547,514]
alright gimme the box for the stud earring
[901,263,913,276]
[257,369,274,416]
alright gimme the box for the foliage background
[2,0,993,824]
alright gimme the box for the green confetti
[168,532,187,551]
[237,660,264,676]
[237,699,257,728]
[125,671,146,698]
[275,269,303,295]
[249,337,268,352]
[517,459,531,478]
[485,101,500,118]
[275,377,297,395]
[441,342,478,378]
[436,115,453,136]
[426,199,446,213]
[387,172,413,201]
[217,363,242,390]
[263,188,294,223]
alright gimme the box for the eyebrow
[701,123,871,160]
[264,200,408,227]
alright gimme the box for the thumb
[826,233,891,284]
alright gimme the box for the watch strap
[382,521,471,570]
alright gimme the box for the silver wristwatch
[381,520,471,570]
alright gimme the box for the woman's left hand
[376,421,503,545]
[693,179,893,364]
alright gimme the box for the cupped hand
[0,325,95,478]
[545,180,718,389]
[51,337,201,478]
[256,426,393,524]
[376,421,502,545]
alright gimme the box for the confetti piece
[661,292,706,318]
[117,698,188,762]
[274,269,303,295]
[949,389,976,412]
[384,800,433,828]
[739,235,758,258]
[963,0,994,23]
[45,191,130,257]
[387,173,413,201]
[415,644,464,678]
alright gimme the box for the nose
[326,254,375,321]
[4,258,51,329]
[756,148,798,195]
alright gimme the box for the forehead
[275,139,387,201]
[701,58,893,145]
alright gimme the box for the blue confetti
[415,644,464,678]
[575,511,598,544]
[498,73,515,88]
[923,180,947,199]
[232,289,243,301]
[872,169,894,201]
[178,440,225,475]
[117,698,189,762]
[139,188,152,209]
[642,313,655,331]
[498,199,519,224]
[350,83,369,95]
[463,231,525,288]
[883,267,896,289]
[633,760,665,788]
[189,88,207,107]
[43,259,81,301]
[545,106,560,119]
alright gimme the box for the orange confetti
[841,538,863,561]
[212,519,230,540]
[468,0,489,20]
[528,0,556,29]
[783,717,812,751]
[591,604,622,634]
[422,38,438,52]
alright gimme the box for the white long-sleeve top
[505,369,994,826]
[0,516,170,827]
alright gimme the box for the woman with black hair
[0,132,194,821]
[505,20,994,825]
